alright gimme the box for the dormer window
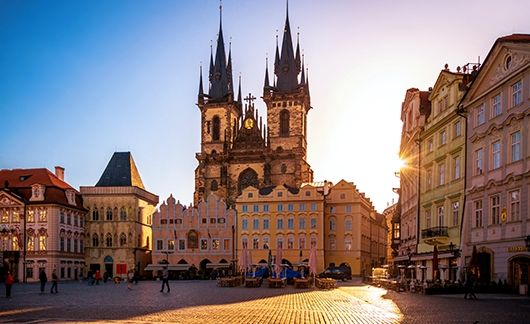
[30,184,45,201]
[66,190,76,206]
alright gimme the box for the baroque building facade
[0,167,86,282]
[193,6,313,207]
[461,35,530,289]
[80,152,158,278]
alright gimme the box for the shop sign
[508,246,528,253]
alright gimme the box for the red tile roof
[498,34,530,42]
[0,168,74,190]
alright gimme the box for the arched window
[120,233,127,246]
[106,233,112,247]
[106,208,113,221]
[92,208,99,221]
[330,218,336,231]
[211,180,218,191]
[238,168,259,194]
[120,207,127,221]
[280,109,290,137]
[212,116,220,141]
[92,234,99,247]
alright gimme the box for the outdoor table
[245,277,261,287]
[268,278,286,288]
[316,278,337,289]
[294,278,310,289]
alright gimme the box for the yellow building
[80,152,158,279]
[417,67,473,281]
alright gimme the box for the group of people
[38,268,59,294]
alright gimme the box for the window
[393,223,400,240]
[511,131,521,162]
[156,240,163,251]
[60,237,65,251]
[212,116,220,141]
[120,233,127,246]
[120,207,127,221]
[454,120,462,138]
[12,210,19,222]
[242,219,248,230]
[345,236,352,251]
[475,148,484,175]
[106,208,113,221]
[340,193,346,199]
[305,191,310,197]
[512,80,522,107]
[509,190,520,221]
[200,239,208,250]
[345,219,352,231]
[263,204,269,212]
[252,218,259,229]
[92,234,99,247]
[288,237,295,249]
[476,104,485,126]
[438,163,445,186]
[80,239,84,253]
[179,239,185,250]
[277,218,284,230]
[428,138,434,152]
[262,236,269,249]
[286,218,294,230]
[263,219,269,230]
[39,235,46,251]
[277,204,283,212]
[252,237,259,249]
[437,206,444,226]
[106,233,112,247]
[92,209,98,221]
[491,195,500,225]
[253,205,259,212]
[453,156,460,180]
[492,140,501,170]
[425,210,431,228]
[0,210,7,223]
[211,239,219,250]
[346,205,352,213]
[310,203,317,212]
[242,205,248,213]
[66,238,71,252]
[452,202,459,227]
[278,191,283,197]
[299,237,306,250]
[330,206,335,213]
[276,237,283,249]
[492,94,501,117]
[310,218,317,229]
[66,213,71,225]
[223,239,230,250]
[280,109,290,137]
[27,209,34,222]
[299,218,306,230]
[26,267,33,279]
[329,218,336,231]
[299,203,306,212]
[329,237,336,250]
[38,209,47,222]
[440,130,447,146]
[288,204,294,212]
[427,169,432,190]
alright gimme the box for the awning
[411,252,453,261]
[393,255,409,262]
[144,264,190,271]
[206,263,230,269]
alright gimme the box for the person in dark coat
[5,271,14,298]
[39,269,48,294]
[160,265,170,293]
[50,269,58,294]
[464,270,477,300]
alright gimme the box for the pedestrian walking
[127,270,134,290]
[160,265,170,293]
[50,269,58,294]
[464,270,477,300]
[87,270,94,285]
[5,271,14,298]
[39,269,48,294]
[94,270,102,285]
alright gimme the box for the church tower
[262,3,313,187]
[194,6,242,205]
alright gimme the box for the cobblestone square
[1,279,529,323]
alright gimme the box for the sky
[1,0,530,213]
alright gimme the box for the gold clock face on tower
[244,118,254,129]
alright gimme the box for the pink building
[0,167,86,282]
[150,193,236,278]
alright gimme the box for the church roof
[95,152,145,189]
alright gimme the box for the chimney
[55,166,65,181]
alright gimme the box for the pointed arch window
[212,116,221,141]
[106,208,113,221]
[120,233,127,246]
[92,208,99,221]
[238,168,259,194]
[280,109,290,137]
[92,233,99,247]
[120,207,127,221]
[106,233,112,247]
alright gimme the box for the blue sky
[1,0,530,212]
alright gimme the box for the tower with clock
[194,4,313,207]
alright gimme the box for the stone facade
[151,193,236,277]
[80,152,158,279]
[462,35,530,287]
[0,167,86,282]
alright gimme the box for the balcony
[421,226,449,245]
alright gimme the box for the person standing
[5,271,14,298]
[160,265,170,293]
[94,270,102,285]
[127,270,134,290]
[39,269,48,294]
[464,270,478,300]
[50,269,58,294]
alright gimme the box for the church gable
[464,39,530,105]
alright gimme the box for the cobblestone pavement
[0,279,528,323]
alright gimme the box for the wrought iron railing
[421,226,448,239]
